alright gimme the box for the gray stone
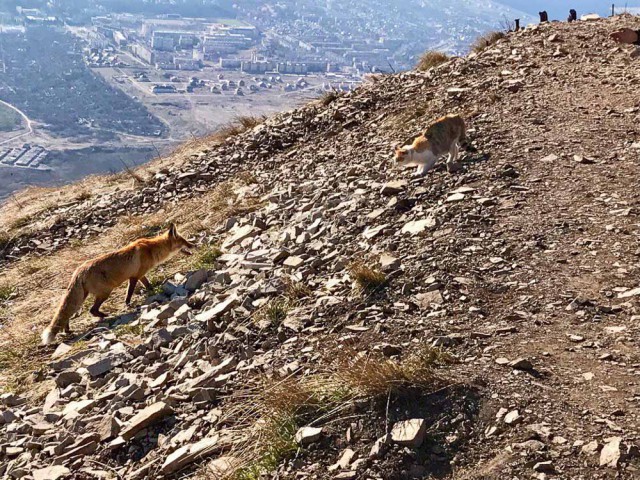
[120,402,174,441]
[195,295,239,322]
[390,419,426,447]
[185,269,209,291]
[600,437,622,468]
[161,435,221,474]
[380,180,407,195]
[295,426,323,445]
[32,466,70,480]
[55,370,82,388]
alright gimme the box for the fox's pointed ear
[168,223,177,237]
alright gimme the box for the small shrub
[10,214,34,230]
[416,51,449,71]
[192,246,222,270]
[0,233,10,252]
[236,115,265,130]
[471,31,505,53]
[222,343,453,479]
[349,262,387,292]
[319,89,340,106]
[146,276,166,296]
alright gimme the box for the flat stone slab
[33,466,70,480]
[120,402,174,441]
[390,419,426,447]
[161,435,220,474]
[295,426,323,445]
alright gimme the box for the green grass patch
[254,298,291,327]
[0,283,15,303]
[192,245,222,270]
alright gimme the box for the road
[0,99,33,146]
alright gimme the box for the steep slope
[3,15,640,480]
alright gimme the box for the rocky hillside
[3,15,640,480]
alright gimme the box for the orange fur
[41,224,194,345]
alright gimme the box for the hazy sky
[499,1,640,20]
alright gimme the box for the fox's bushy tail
[42,271,87,345]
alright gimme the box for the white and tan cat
[394,114,467,176]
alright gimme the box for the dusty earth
[2,15,640,480]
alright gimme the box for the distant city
[0,0,536,198]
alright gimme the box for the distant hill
[498,0,640,19]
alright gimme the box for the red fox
[395,114,467,176]
[42,224,194,345]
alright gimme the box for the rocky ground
[3,15,640,480]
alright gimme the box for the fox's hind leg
[125,278,138,306]
[90,292,111,318]
[140,276,152,290]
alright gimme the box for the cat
[394,114,467,177]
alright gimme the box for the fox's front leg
[140,276,152,290]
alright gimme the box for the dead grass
[282,277,312,300]
[205,115,266,144]
[471,31,505,53]
[0,176,262,395]
[222,344,453,479]
[348,261,387,292]
[318,90,340,107]
[416,50,450,71]
[336,345,454,397]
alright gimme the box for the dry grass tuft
[282,277,312,300]
[207,115,266,144]
[348,261,387,292]
[471,31,505,53]
[318,89,340,107]
[336,345,454,397]
[222,344,453,478]
[416,51,450,71]
[223,375,346,480]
